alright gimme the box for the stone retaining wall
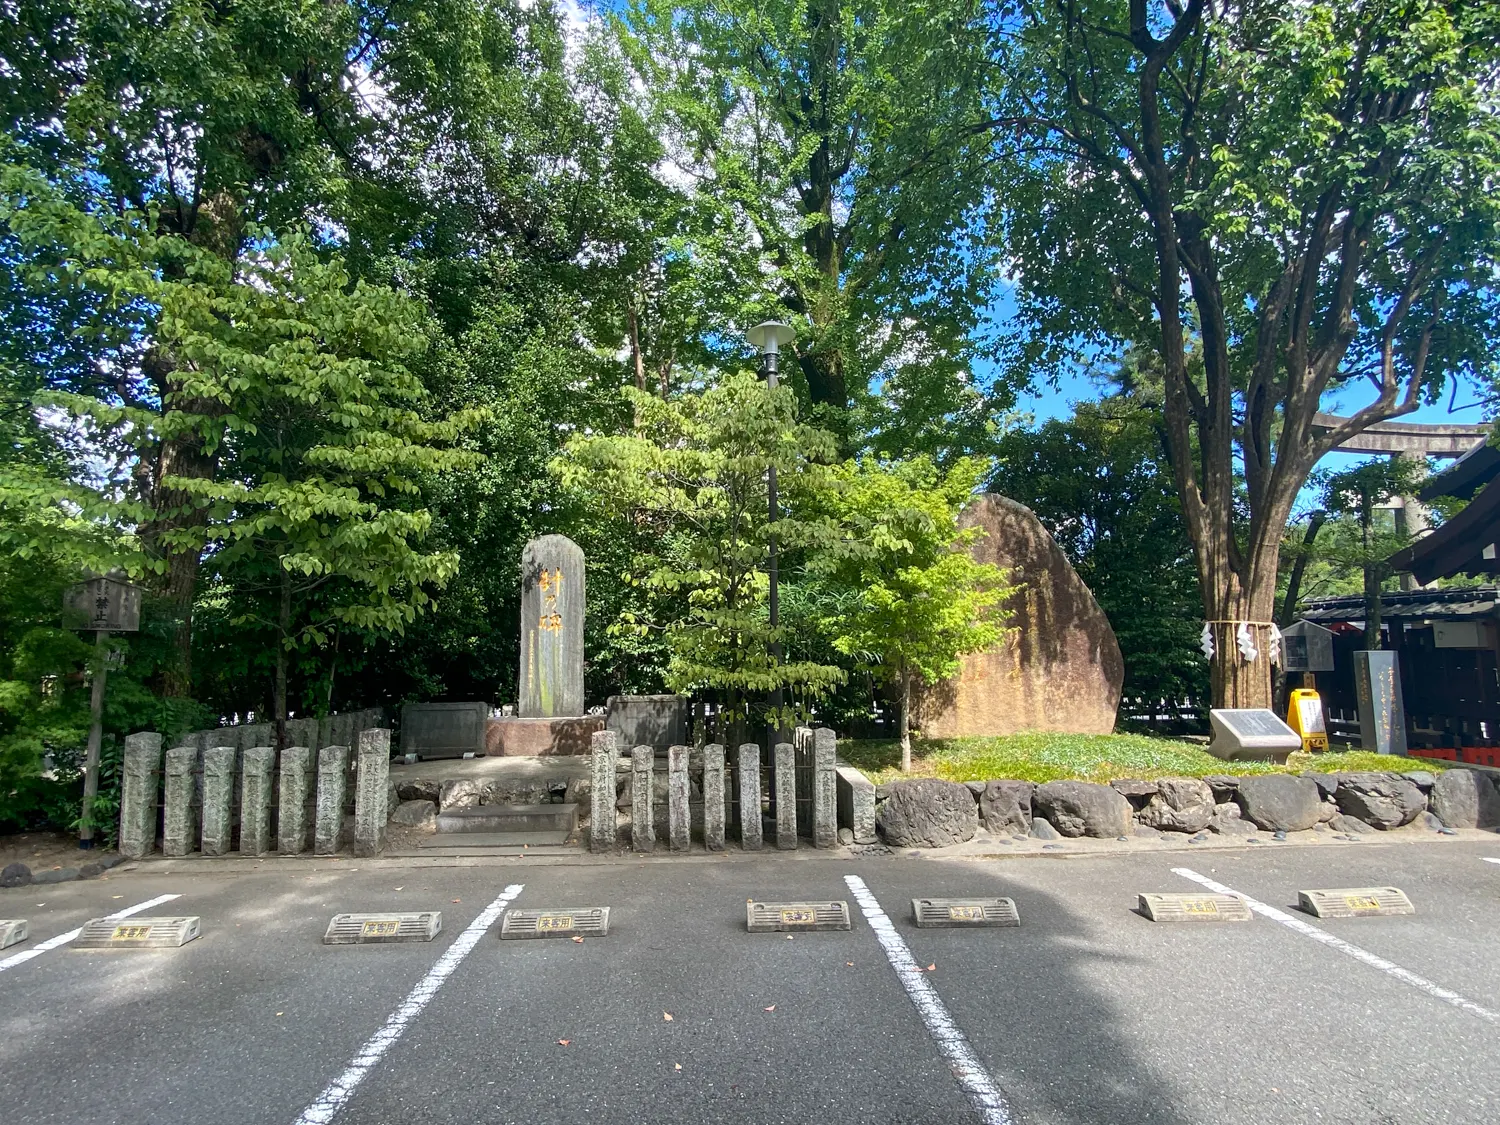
[871,768,1500,847]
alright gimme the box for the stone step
[435,803,579,834]
[415,830,573,851]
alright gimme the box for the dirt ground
[0,830,111,872]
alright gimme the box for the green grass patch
[839,732,1447,786]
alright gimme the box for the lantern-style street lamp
[745,321,796,737]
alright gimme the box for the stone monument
[1354,650,1408,755]
[914,494,1123,737]
[488,534,603,755]
[521,534,584,717]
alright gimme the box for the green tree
[622,0,1013,450]
[816,456,1013,770]
[553,374,847,735]
[995,0,1500,708]
[990,396,1209,710]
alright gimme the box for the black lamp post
[746,321,796,739]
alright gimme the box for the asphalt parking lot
[3,839,1498,1125]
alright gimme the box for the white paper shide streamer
[1235,621,1258,663]
[1199,622,1215,660]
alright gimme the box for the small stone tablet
[1297,887,1414,919]
[0,919,27,949]
[911,898,1020,928]
[1138,893,1251,922]
[746,901,851,932]
[73,916,201,949]
[500,907,610,939]
[324,912,442,944]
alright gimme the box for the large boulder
[1334,772,1425,830]
[439,778,482,811]
[1428,769,1500,830]
[1209,802,1257,836]
[1033,780,1132,838]
[876,779,979,848]
[390,799,437,829]
[1137,778,1215,833]
[979,780,1035,835]
[0,862,31,888]
[395,778,442,804]
[1235,774,1322,832]
[914,495,1123,737]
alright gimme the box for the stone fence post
[775,742,797,850]
[702,743,726,852]
[162,744,199,858]
[240,747,275,856]
[631,744,654,852]
[353,728,391,857]
[119,732,163,859]
[278,745,315,856]
[668,744,690,852]
[590,730,618,853]
[812,727,837,849]
[201,745,237,856]
[315,745,350,856]
[737,743,762,851]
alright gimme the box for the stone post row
[119,732,163,860]
[738,743,762,851]
[631,744,654,852]
[161,744,199,858]
[667,744,690,852]
[353,728,391,857]
[315,744,350,856]
[702,743,726,852]
[240,747,275,856]
[589,730,618,853]
[201,745,237,856]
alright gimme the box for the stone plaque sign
[1353,650,1408,755]
[520,535,585,718]
[323,912,442,944]
[745,900,851,932]
[605,694,687,751]
[1297,887,1414,919]
[1207,708,1303,763]
[500,906,610,939]
[74,916,201,949]
[400,702,489,760]
[911,898,1020,929]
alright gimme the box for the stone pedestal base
[486,716,605,757]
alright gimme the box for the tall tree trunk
[1279,511,1327,625]
[1201,559,1279,710]
[899,667,912,773]
[274,565,291,753]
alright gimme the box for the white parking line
[844,875,1013,1125]
[1484,858,1500,866]
[292,883,525,1125]
[1173,867,1499,1024]
[0,893,182,975]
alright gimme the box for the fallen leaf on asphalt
[763,1005,775,1012]
[674,1064,682,1071]
[927,963,936,972]
[112,895,123,900]
[845,962,854,967]
[275,1012,283,1017]
[571,935,585,944]
[558,1039,571,1046]
[785,935,794,941]
[394,886,403,891]
[452,898,461,903]
[663,1011,673,1021]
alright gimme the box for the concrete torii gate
[1311,412,1490,587]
